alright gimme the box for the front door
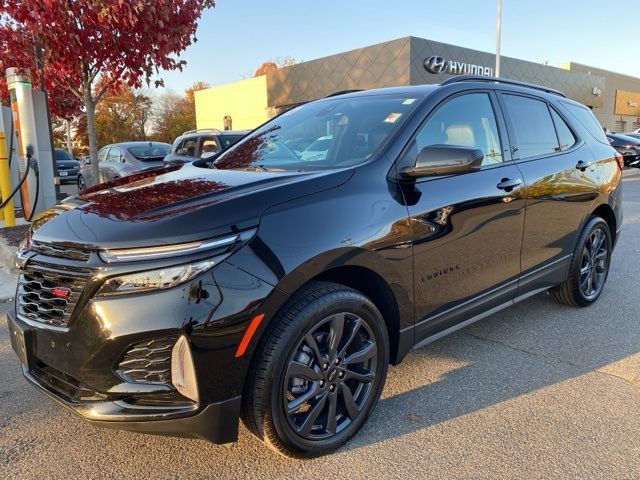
[399,91,527,341]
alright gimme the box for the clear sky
[156,0,640,94]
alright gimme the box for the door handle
[575,160,594,171]
[496,177,522,191]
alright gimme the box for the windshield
[213,94,422,171]
[54,149,73,161]
[127,143,171,159]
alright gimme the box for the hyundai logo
[424,56,447,74]
[423,55,494,77]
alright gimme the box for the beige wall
[195,76,270,131]
[564,62,640,132]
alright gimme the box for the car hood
[31,163,353,249]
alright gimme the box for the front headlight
[97,259,215,296]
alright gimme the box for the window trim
[395,89,513,183]
[497,91,584,164]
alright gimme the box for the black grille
[31,241,91,262]
[118,337,177,384]
[17,264,88,328]
[32,362,107,402]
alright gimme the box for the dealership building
[195,36,640,133]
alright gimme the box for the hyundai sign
[424,56,494,76]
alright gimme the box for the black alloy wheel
[242,281,389,458]
[283,312,378,440]
[550,216,612,307]
[579,226,609,300]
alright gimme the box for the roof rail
[441,75,567,98]
[324,89,362,98]
[182,128,223,136]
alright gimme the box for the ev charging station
[0,67,58,223]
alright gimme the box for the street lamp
[495,0,503,77]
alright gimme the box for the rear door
[400,91,527,341]
[498,92,601,293]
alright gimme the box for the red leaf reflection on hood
[80,165,182,196]
[79,177,229,220]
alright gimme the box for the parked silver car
[77,141,171,190]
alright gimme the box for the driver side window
[415,93,503,165]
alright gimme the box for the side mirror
[400,145,484,178]
[84,157,91,165]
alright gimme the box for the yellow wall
[195,76,270,131]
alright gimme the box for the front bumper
[8,248,279,443]
[8,309,241,443]
[58,170,79,181]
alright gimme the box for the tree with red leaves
[1,0,215,180]
[0,21,82,119]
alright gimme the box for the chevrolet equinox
[8,76,623,457]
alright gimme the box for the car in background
[606,133,640,166]
[622,132,640,141]
[163,129,248,166]
[54,148,80,184]
[77,141,171,190]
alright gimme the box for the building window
[614,120,627,133]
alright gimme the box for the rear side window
[562,101,609,145]
[176,137,198,157]
[503,94,558,159]
[550,109,577,151]
[107,147,121,162]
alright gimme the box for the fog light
[171,336,199,402]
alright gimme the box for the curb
[0,235,18,302]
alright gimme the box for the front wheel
[550,216,612,307]
[241,281,389,458]
[77,175,86,191]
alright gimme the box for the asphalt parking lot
[1,169,639,479]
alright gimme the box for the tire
[241,281,389,458]
[77,175,86,191]
[550,216,612,307]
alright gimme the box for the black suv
[8,76,623,458]
[163,128,247,166]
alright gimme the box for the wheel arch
[311,265,403,364]
[591,203,617,244]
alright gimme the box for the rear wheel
[550,216,611,307]
[241,281,389,458]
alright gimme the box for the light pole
[495,0,503,77]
